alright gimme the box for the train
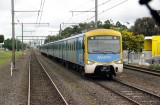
[40,29,123,78]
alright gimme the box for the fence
[123,50,150,65]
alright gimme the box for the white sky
[0,0,160,42]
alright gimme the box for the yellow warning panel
[144,39,152,51]
[152,36,160,56]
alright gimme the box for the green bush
[148,63,160,70]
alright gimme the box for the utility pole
[59,24,62,37]
[11,0,16,69]
[16,31,34,51]
[22,23,24,55]
[15,22,49,52]
[59,23,79,37]
[95,0,98,28]
[70,0,98,28]
[11,2,41,69]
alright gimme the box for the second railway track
[124,64,160,76]
[93,79,160,105]
[28,51,68,105]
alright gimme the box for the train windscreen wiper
[90,50,118,54]
[102,50,116,54]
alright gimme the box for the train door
[66,40,68,61]
[77,37,84,65]
[62,41,65,60]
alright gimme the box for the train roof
[41,29,121,46]
[46,33,85,45]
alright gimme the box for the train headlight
[87,60,95,65]
[115,60,122,64]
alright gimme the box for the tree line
[0,37,27,51]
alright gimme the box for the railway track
[28,51,68,105]
[93,79,160,105]
[124,64,160,76]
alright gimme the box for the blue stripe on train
[88,54,120,62]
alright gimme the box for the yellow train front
[83,29,123,78]
[40,29,123,79]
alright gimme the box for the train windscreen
[88,36,120,54]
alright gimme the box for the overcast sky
[0,0,160,42]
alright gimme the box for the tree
[3,38,12,50]
[0,35,4,43]
[121,30,144,53]
[103,20,111,29]
[130,17,160,36]
[3,38,26,51]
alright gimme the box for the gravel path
[0,51,29,105]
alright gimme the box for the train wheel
[76,65,80,72]
[81,69,85,76]
[65,62,70,69]
[108,73,113,80]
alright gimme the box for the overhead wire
[66,0,112,24]
[82,0,128,23]
[66,0,93,23]
[71,0,112,17]
[37,0,46,28]
[33,0,46,35]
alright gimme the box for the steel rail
[92,78,160,105]
[28,52,31,105]
[124,64,160,76]
[93,81,140,105]
[114,78,160,98]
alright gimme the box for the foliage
[0,35,4,43]
[148,63,160,70]
[130,17,160,36]
[3,38,12,50]
[44,20,127,43]
[121,30,144,52]
[3,38,26,51]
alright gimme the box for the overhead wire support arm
[15,23,49,25]
[16,36,47,37]
[70,11,95,12]
[62,23,80,25]
[70,0,98,28]
[23,31,35,32]
[14,11,41,12]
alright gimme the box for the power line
[67,0,112,24]
[71,0,112,17]
[37,0,45,28]
[99,0,128,16]
[33,0,46,35]
[83,0,128,23]
[70,0,91,11]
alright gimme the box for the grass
[148,63,160,71]
[0,51,22,66]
